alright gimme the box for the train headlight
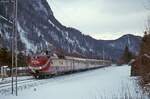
[32,60,40,65]
[39,67,42,69]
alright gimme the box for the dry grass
[88,80,149,99]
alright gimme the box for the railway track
[0,77,40,95]
[0,77,53,95]
[0,78,35,89]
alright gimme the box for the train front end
[28,55,52,78]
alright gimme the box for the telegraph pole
[12,0,15,94]
[102,47,105,65]
[14,0,18,96]
[0,0,14,95]
[0,0,18,95]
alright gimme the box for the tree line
[131,31,150,84]
[0,47,27,67]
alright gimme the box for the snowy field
[0,65,149,99]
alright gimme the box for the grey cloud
[48,0,148,39]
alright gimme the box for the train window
[33,56,35,59]
[47,55,50,58]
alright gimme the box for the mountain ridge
[0,0,142,62]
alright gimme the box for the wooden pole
[0,0,16,95]
[11,0,15,94]
[14,0,18,96]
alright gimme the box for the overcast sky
[47,0,149,40]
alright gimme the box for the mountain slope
[0,0,141,61]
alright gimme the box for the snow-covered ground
[0,65,149,99]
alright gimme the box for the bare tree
[143,0,150,10]
[144,0,150,34]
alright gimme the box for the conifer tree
[119,46,134,65]
[140,31,150,55]
[0,48,11,66]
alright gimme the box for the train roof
[51,56,109,62]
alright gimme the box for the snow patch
[110,43,115,47]
[144,54,150,59]
[65,32,75,45]
[0,15,13,24]
[17,23,36,52]
[33,0,48,16]
[78,45,86,52]
[50,31,59,41]
[48,19,61,32]
[89,48,94,52]
[4,32,10,40]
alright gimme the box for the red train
[28,54,111,79]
